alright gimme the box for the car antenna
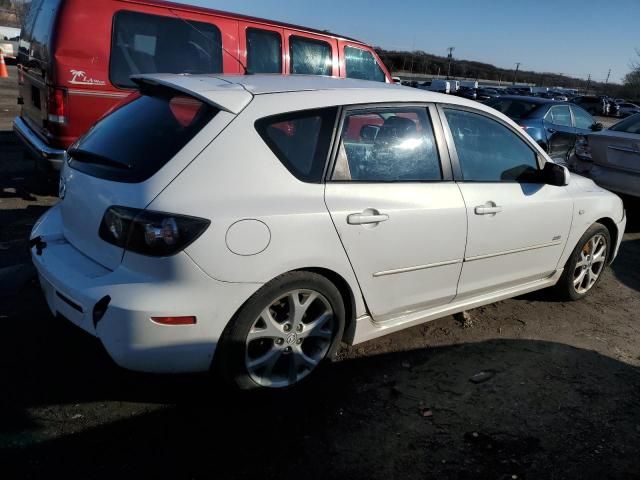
[168,8,251,75]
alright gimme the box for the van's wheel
[555,223,610,301]
[218,271,345,390]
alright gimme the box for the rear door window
[68,89,218,182]
[289,36,332,76]
[246,28,282,73]
[332,107,442,181]
[571,106,595,130]
[255,108,338,182]
[546,105,572,127]
[110,11,223,89]
[344,46,385,82]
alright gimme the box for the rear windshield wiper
[67,148,132,170]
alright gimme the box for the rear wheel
[218,271,345,390]
[555,223,610,300]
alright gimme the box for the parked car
[571,96,608,116]
[475,87,501,102]
[617,102,640,118]
[571,113,640,198]
[13,0,391,170]
[30,74,625,389]
[486,96,602,163]
[453,86,477,100]
[0,34,19,59]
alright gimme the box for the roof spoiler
[130,75,253,114]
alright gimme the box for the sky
[175,0,639,84]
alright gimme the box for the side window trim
[325,102,453,183]
[436,104,543,183]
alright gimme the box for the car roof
[132,73,490,114]
[492,95,557,104]
[120,0,366,44]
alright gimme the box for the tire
[217,271,345,390]
[554,223,611,301]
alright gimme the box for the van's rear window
[68,90,217,183]
[110,11,223,88]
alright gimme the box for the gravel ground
[1,66,640,479]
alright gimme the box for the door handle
[547,128,556,133]
[474,205,502,215]
[347,211,389,225]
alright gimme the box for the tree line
[375,48,639,100]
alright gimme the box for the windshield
[68,88,218,182]
[609,114,640,134]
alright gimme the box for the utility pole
[446,47,455,79]
[604,69,611,94]
[512,62,521,85]
[585,73,591,94]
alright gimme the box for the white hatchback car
[31,75,626,389]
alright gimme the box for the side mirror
[542,161,570,186]
[591,122,604,131]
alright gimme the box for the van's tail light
[575,136,592,161]
[47,87,67,124]
[17,64,24,85]
[99,207,210,256]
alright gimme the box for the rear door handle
[474,205,502,215]
[347,212,389,225]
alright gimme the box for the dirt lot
[1,65,640,479]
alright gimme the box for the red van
[14,0,391,169]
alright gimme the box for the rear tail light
[47,87,67,124]
[99,207,210,256]
[575,136,592,161]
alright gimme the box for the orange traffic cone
[0,50,8,78]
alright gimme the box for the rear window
[255,108,338,182]
[488,99,539,119]
[18,0,62,65]
[289,36,332,76]
[344,46,385,82]
[110,11,223,89]
[68,88,218,182]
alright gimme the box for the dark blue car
[486,96,603,163]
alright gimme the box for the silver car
[573,113,640,197]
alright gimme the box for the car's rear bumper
[31,204,261,373]
[13,116,66,170]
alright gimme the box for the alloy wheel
[244,289,335,388]
[573,234,607,294]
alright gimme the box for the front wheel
[555,223,610,300]
[217,271,345,390]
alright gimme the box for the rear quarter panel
[147,93,367,317]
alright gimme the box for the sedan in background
[570,113,640,198]
[570,96,609,116]
[475,87,501,102]
[618,102,640,118]
[487,96,602,163]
